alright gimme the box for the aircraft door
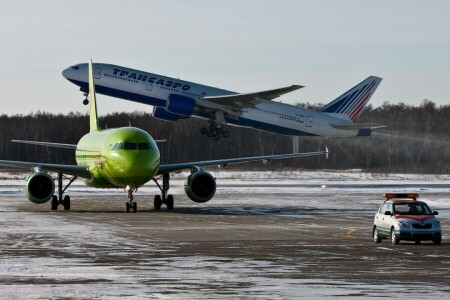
[94,68,102,79]
[306,116,313,127]
[145,81,153,91]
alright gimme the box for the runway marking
[346,229,357,237]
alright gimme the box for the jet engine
[184,171,216,203]
[153,107,181,122]
[166,94,195,116]
[24,172,55,204]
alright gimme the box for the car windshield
[393,202,432,215]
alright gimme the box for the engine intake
[153,107,181,122]
[184,171,216,203]
[24,172,55,204]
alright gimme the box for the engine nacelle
[184,171,216,203]
[24,172,55,204]
[166,94,195,116]
[153,106,181,122]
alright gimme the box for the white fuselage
[63,63,360,137]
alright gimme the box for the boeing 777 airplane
[63,63,384,140]
[0,60,327,212]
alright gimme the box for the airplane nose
[62,67,70,79]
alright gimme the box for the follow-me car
[373,193,441,245]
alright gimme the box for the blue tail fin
[320,76,382,122]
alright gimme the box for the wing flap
[201,85,303,109]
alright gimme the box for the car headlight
[399,221,411,228]
[433,222,441,229]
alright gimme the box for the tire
[132,202,137,213]
[63,195,71,211]
[154,195,162,210]
[373,227,382,243]
[167,195,174,210]
[125,202,130,213]
[391,228,399,245]
[433,238,441,245]
[415,240,421,245]
[51,195,58,211]
[223,131,230,138]
[200,128,208,135]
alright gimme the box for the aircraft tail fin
[88,59,100,132]
[320,76,382,122]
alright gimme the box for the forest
[0,100,448,173]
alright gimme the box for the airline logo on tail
[320,76,382,121]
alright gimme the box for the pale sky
[0,0,449,115]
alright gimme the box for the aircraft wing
[199,85,303,110]
[157,148,328,175]
[330,123,386,130]
[0,160,91,178]
[12,140,77,149]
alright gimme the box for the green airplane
[0,59,328,213]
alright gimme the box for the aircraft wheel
[200,128,208,135]
[223,131,230,138]
[167,195,174,210]
[63,195,71,211]
[154,195,162,210]
[125,202,130,213]
[51,195,58,211]
[83,99,89,105]
[214,134,221,141]
[132,202,137,213]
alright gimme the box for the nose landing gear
[125,186,137,213]
[83,93,89,105]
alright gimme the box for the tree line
[0,100,448,173]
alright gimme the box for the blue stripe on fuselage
[69,79,318,136]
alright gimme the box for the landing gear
[50,173,77,211]
[152,173,174,211]
[125,187,137,213]
[200,121,230,140]
[83,93,89,105]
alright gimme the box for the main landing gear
[153,173,174,211]
[51,173,77,211]
[200,121,230,141]
[125,186,138,213]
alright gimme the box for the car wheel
[373,227,382,243]
[391,228,399,245]
[433,238,441,245]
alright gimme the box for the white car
[373,193,441,245]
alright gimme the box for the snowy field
[0,170,449,299]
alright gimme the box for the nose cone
[62,67,70,80]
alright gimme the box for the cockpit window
[70,66,79,70]
[112,142,157,151]
[138,143,150,150]
[124,143,137,150]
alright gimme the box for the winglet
[88,59,100,132]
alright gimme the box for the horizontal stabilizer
[330,123,386,130]
[12,140,77,149]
